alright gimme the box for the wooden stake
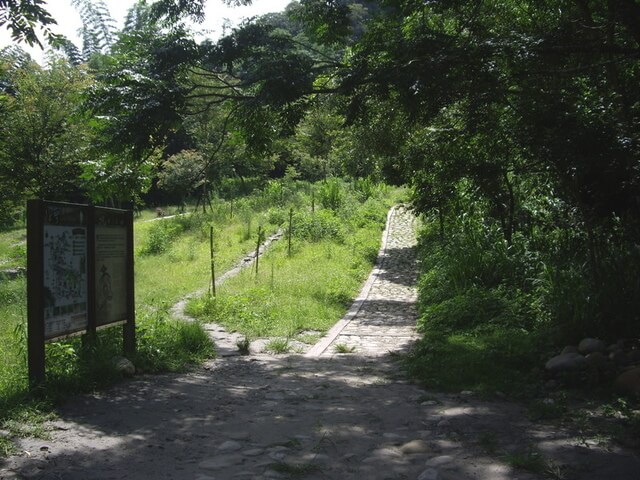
[288,208,294,256]
[255,226,263,276]
[210,225,216,297]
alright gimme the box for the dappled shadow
[4,354,639,480]
[376,246,419,288]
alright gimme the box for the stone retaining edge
[305,206,398,357]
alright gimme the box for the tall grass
[187,181,405,341]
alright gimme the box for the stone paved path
[307,206,420,357]
[2,207,639,480]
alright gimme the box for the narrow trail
[2,208,639,480]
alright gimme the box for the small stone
[112,356,135,376]
[383,432,404,441]
[425,455,454,467]
[242,448,264,457]
[268,450,288,461]
[578,338,606,354]
[437,419,451,428]
[199,455,241,470]
[400,439,432,454]
[218,440,242,452]
[421,400,439,406]
[460,390,473,397]
[368,447,403,459]
[228,432,251,441]
[542,398,555,405]
[545,352,588,372]
[418,467,439,480]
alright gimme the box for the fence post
[210,225,216,297]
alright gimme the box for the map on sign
[43,223,88,339]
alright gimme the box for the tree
[0,0,60,47]
[0,54,94,203]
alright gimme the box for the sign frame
[27,200,135,386]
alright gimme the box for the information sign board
[27,200,135,386]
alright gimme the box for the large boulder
[614,367,640,397]
[561,345,579,355]
[578,338,606,355]
[545,353,588,372]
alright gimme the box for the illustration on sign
[43,223,88,339]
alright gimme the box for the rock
[614,367,640,397]
[610,350,629,366]
[607,343,623,353]
[400,439,432,454]
[0,267,26,282]
[545,353,588,372]
[425,455,454,467]
[418,468,440,480]
[112,356,135,377]
[366,447,402,460]
[561,345,579,355]
[627,350,640,364]
[436,419,451,428]
[242,448,264,457]
[586,351,609,369]
[578,338,606,354]
[199,455,242,469]
[218,440,242,452]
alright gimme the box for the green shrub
[140,220,185,255]
[293,210,344,242]
[318,178,345,211]
[418,287,518,335]
[267,207,287,226]
[135,312,214,372]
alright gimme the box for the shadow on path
[3,354,639,480]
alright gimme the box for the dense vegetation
[1,0,638,412]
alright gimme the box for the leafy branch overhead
[0,0,61,47]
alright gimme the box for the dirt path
[2,208,639,480]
